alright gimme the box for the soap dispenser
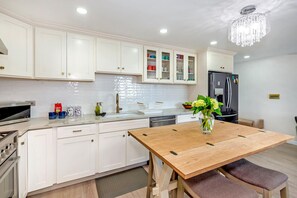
[95,102,102,116]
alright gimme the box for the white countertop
[0,108,193,137]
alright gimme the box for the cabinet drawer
[57,124,96,139]
[176,114,199,124]
[99,119,149,133]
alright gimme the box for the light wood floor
[28,143,297,198]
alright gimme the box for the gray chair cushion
[222,159,288,190]
[184,170,258,198]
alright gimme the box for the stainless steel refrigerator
[208,71,239,123]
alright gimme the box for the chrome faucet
[116,93,122,113]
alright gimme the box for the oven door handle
[150,118,176,123]
[0,156,19,183]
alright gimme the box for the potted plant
[191,95,223,134]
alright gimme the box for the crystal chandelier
[229,5,270,47]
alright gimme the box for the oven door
[0,152,19,198]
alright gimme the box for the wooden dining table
[128,120,294,198]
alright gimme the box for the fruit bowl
[182,104,192,109]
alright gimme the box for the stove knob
[0,149,5,159]
[5,145,10,155]
[10,143,15,150]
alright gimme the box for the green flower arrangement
[191,95,223,133]
[191,95,223,116]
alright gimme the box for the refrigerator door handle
[225,78,229,108]
[229,77,233,109]
[226,77,230,109]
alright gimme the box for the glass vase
[198,112,215,134]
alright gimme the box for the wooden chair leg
[280,184,289,198]
[177,176,185,198]
[146,152,154,198]
[263,189,273,198]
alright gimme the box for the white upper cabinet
[207,51,234,73]
[143,46,173,83]
[35,29,95,81]
[67,33,95,81]
[0,13,33,78]
[97,38,121,73]
[121,42,143,74]
[35,28,67,79]
[174,51,197,84]
[96,38,143,75]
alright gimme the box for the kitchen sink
[104,113,139,118]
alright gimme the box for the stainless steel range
[0,130,18,198]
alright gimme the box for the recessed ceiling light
[160,28,168,34]
[244,55,250,59]
[210,41,218,45]
[77,7,87,15]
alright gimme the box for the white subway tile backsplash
[0,74,189,118]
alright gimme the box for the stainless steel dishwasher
[150,115,176,127]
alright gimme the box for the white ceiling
[0,0,296,63]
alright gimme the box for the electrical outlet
[269,94,280,100]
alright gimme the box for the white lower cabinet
[18,133,28,198]
[176,114,199,124]
[25,120,149,191]
[98,119,149,173]
[126,134,149,166]
[57,135,96,183]
[28,129,56,192]
[98,131,126,172]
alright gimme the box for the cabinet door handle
[191,117,196,119]
[117,67,120,70]
[91,139,94,142]
[0,66,5,70]
[68,73,71,76]
[123,135,125,137]
[73,130,82,133]
[61,72,65,75]
[21,142,25,145]
[122,67,125,70]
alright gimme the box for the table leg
[150,153,177,198]
[147,152,154,198]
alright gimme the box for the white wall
[0,74,188,118]
[234,54,297,136]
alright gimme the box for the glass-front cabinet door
[143,46,159,83]
[187,54,197,84]
[143,47,173,83]
[174,51,197,84]
[174,52,186,83]
[159,49,173,83]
